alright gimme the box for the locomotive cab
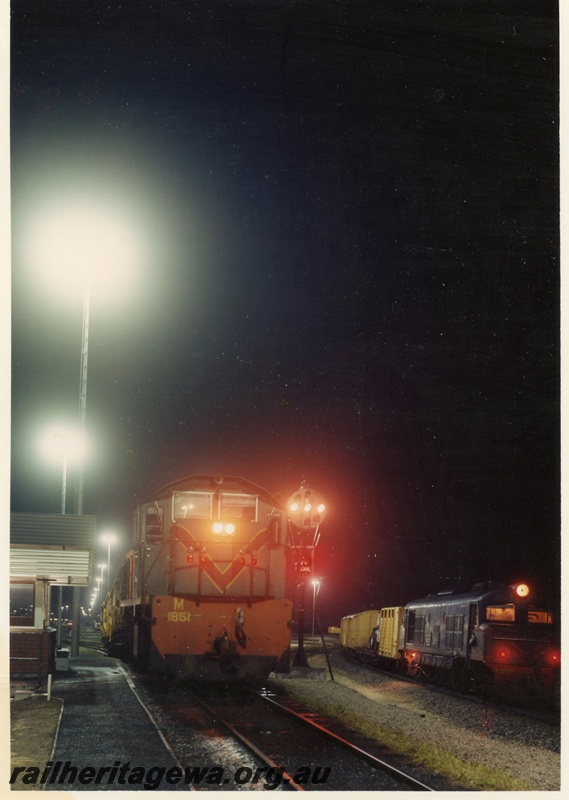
[473,583,559,700]
[400,581,559,701]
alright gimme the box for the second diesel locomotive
[341,581,560,703]
[100,474,296,682]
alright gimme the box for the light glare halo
[24,198,144,309]
[38,422,90,468]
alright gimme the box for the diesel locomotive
[341,581,560,703]
[100,474,296,681]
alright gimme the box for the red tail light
[543,649,560,667]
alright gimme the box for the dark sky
[10,1,560,625]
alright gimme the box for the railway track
[341,647,560,725]
[75,637,440,789]
[112,672,305,791]
[112,667,443,792]
[188,685,436,792]
[256,688,435,791]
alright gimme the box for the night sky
[10,1,560,626]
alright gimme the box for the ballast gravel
[269,649,561,791]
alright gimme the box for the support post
[293,570,309,668]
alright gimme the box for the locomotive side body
[100,475,294,682]
[402,589,484,685]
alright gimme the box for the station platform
[11,656,189,792]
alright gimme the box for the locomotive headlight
[212,521,236,535]
[514,583,530,598]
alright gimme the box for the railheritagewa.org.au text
[10,760,332,790]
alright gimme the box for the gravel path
[269,649,561,791]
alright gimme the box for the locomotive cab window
[219,493,258,521]
[145,505,164,544]
[486,604,515,622]
[528,607,553,624]
[173,492,213,519]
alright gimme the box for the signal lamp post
[287,484,327,668]
[311,578,321,641]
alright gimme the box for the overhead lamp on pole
[98,562,106,585]
[39,423,87,649]
[28,196,143,657]
[75,273,90,517]
[101,532,117,594]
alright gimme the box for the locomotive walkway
[22,655,190,792]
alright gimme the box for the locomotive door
[466,602,478,667]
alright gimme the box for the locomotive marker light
[287,484,327,668]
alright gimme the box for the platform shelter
[9,512,96,682]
